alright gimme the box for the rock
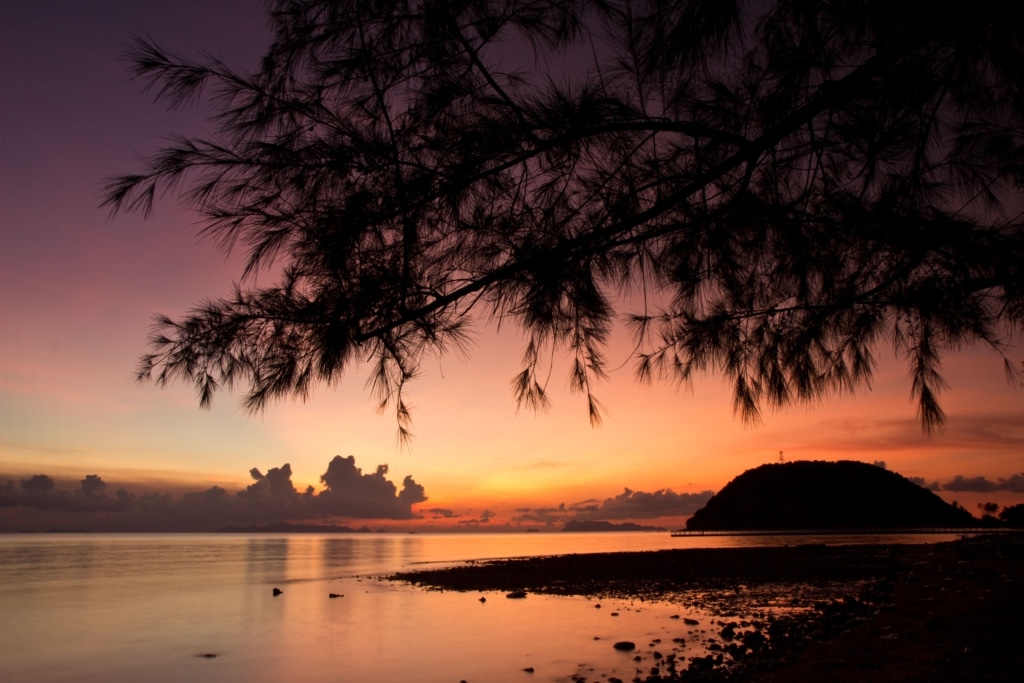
[479,596,487,603]
[689,654,717,672]
[196,653,218,659]
[684,618,700,625]
[272,587,283,596]
[329,593,343,598]
[724,642,747,660]
[522,667,535,673]
[613,641,636,651]
[742,630,767,650]
[506,590,527,599]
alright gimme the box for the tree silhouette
[104,0,1024,441]
[1000,503,1024,527]
[978,501,1000,516]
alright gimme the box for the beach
[2,531,1017,682]
[391,534,1024,682]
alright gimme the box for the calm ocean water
[0,531,959,682]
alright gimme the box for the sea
[0,531,960,683]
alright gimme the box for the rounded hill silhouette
[686,460,975,531]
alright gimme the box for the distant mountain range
[686,460,976,531]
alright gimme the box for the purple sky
[2,1,1023,532]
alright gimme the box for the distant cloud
[944,475,998,493]
[0,455,427,532]
[798,412,1024,454]
[907,476,941,491]
[510,488,714,527]
[0,473,130,514]
[314,456,426,519]
[942,473,1024,493]
[998,474,1024,493]
[20,474,55,493]
[510,505,568,527]
[234,464,312,520]
[569,488,714,520]
[425,508,460,519]
[79,474,106,498]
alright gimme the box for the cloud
[21,474,55,493]
[509,488,714,527]
[802,412,1024,454]
[942,473,1024,493]
[510,502,570,524]
[907,476,941,491]
[998,474,1024,493]
[425,508,460,519]
[0,455,427,531]
[79,474,106,498]
[944,475,998,493]
[510,505,568,526]
[0,474,130,514]
[233,463,312,520]
[455,509,497,526]
[315,456,427,519]
[569,488,714,520]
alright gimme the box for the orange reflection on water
[0,532,960,682]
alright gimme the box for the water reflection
[319,537,357,567]
[0,531,965,683]
[244,536,290,583]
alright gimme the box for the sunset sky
[2,0,1022,532]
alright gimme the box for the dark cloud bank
[0,455,426,532]
[941,474,1024,493]
[513,488,715,528]
[899,468,1024,495]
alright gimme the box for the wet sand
[391,534,1024,682]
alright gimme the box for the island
[685,460,976,531]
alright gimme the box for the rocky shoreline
[390,534,1024,682]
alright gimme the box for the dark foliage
[685,460,978,530]
[1001,503,1024,527]
[104,0,1024,439]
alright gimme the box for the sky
[2,0,1022,532]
